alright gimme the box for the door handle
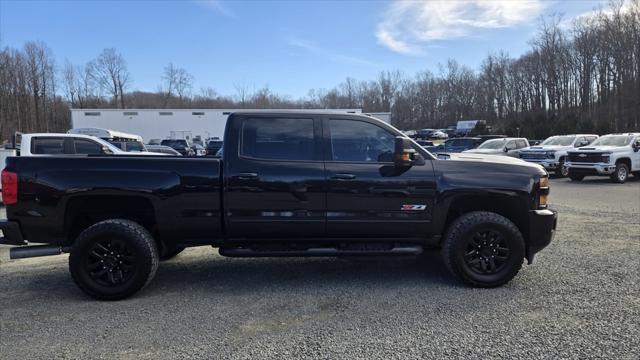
[331,173,356,180]
[235,172,258,180]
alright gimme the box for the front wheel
[610,163,629,184]
[69,219,159,300]
[555,159,569,178]
[441,211,525,287]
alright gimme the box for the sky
[0,0,609,99]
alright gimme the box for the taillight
[1,169,18,205]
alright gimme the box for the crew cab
[565,133,640,183]
[0,111,557,300]
[519,134,598,177]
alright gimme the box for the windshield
[478,139,506,149]
[161,139,189,147]
[126,141,146,152]
[542,136,575,146]
[590,135,634,147]
[446,139,475,147]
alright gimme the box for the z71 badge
[401,204,427,211]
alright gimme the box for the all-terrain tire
[442,211,525,288]
[555,158,569,178]
[69,219,159,300]
[610,163,629,184]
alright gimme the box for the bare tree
[90,48,131,108]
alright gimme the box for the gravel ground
[0,176,638,359]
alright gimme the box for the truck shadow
[148,250,454,296]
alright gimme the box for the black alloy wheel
[85,238,136,287]
[463,229,510,275]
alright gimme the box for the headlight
[538,177,549,208]
[602,154,610,163]
[546,151,555,159]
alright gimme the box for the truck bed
[4,156,222,245]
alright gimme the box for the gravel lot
[1,176,638,359]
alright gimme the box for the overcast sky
[0,0,609,98]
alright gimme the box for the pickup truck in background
[519,134,598,177]
[565,133,640,183]
[463,137,530,157]
[15,133,165,157]
[0,111,557,300]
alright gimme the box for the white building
[71,109,391,143]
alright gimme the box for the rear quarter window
[31,137,65,154]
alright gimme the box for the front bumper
[565,162,616,175]
[526,209,558,263]
[522,159,558,170]
[0,220,26,246]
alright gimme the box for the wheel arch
[438,193,530,246]
[64,195,158,246]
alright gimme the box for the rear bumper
[526,209,558,263]
[0,220,26,246]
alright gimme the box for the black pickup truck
[0,111,557,300]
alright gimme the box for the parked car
[191,143,206,156]
[426,137,482,154]
[430,130,448,139]
[415,128,435,139]
[477,135,507,144]
[160,139,194,156]
[415,140,434,148]
[519,134,598,177]
[205,139,223,156]
[0,111,556,300]
[464,138,530,158]
[565,133,640,183]
[146,145,182,156]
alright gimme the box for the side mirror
[503,147,509,152]
[394,136,416,167]
[633,142,640,152]
[102,146,113,155]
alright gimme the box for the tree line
[1,0,638,143]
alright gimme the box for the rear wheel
[442,211,524,287]
[69,219,159,300]
[610,163,629,184]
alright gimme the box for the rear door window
[516,140,528,148]
[31,137,65,154]
[240,117,317,161]
[74,139,103,155]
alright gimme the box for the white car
[519,134,598,177]
[565,133,640,183]
[16,133,167,157]
[463,138,530,158]
[430,130,448,139]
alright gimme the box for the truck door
[323,116,436,238]
[224,115,326,239]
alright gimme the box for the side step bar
[219,245,424,258]
[9,245,70,260]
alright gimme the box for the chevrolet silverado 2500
[0,111,557,300]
